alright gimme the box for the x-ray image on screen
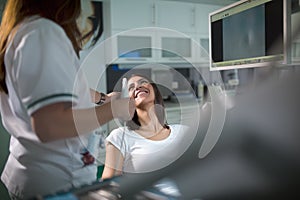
[223,5,265,61]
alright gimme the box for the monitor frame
[209,0,291,71]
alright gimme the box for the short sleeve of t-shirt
[11,18,79,115]
[106,128,127,156]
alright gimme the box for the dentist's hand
[104,92,121,103]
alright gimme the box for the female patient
[102,74,189,179]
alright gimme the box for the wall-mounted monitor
[209,0,291,71]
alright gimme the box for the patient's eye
[128,84,135,92]
[139,79,149,86]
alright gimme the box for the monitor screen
[209,0,289,70]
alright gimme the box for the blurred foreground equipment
[116,67,300,200]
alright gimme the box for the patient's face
[128,76,155,107]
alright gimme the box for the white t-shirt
[106,124,191,173]
[0,16,97,199]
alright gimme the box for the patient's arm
[101,142,124,180]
